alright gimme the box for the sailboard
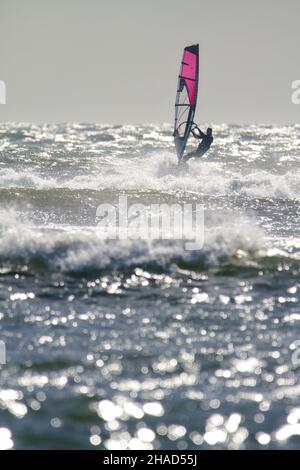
[173,44,199,161]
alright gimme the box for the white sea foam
[0,149,298,199]
[0,208,268,274]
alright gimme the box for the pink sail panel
[181,50,197,106]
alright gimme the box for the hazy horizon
[0,0,300,125]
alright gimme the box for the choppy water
[0,122,299,450]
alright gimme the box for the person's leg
[182,150,197,163]
[194,146,208,158]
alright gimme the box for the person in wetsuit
[182,126,213,163]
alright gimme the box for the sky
[0,0,300,124]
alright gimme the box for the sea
[0,122,299,449]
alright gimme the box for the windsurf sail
[174,44,199,161]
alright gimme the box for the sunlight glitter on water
[0,123,299,449]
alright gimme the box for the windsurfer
[181,125,213,163]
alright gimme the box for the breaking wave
[0,208,298,276]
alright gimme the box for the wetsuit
[182,128,213,162]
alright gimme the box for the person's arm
[191,125,205,139]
